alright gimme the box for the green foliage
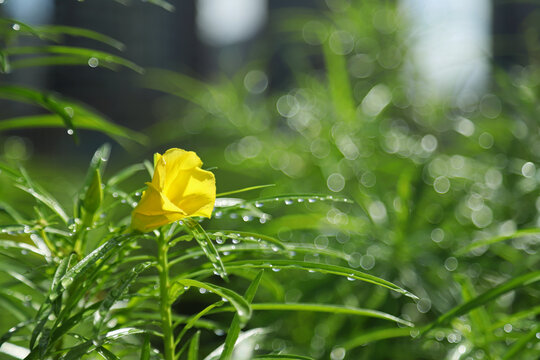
[1,0,540,359]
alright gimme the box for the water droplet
[284,199,294,205]
[347,276,356,281]
[66,129,74,135]
[215,237,224,244]
[61,277,74,288]
[255,201,263,208]
[308,198,317,203]
[88,57,99,68]
[12,24,20,31]
[112,192,119,198]
[272,267,281,272]
[135,192,141,196]
[232,238,240,244]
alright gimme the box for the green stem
[157,234,175,360]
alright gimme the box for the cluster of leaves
[141,1,540,359]
[1,0,539,359]
[0,143,417,360]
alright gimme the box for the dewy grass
[1,1,540,359]
[0,146,416,359]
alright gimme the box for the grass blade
[60,235,130,290]
[425,270,540,332]
[5,46,143,73]
[216,184,275,197]
[140,334,150,360]
[220,271,263,360]
[94,262,151,332]
[0,114,147,145]
[502,323,540,360]
[456,228,540,255]
[184,218,228,280]
[37,25,125,50]
[214,303,413,327]
[170,279,251,325]
[187,259,417,299]
[187,331,200,360]
[15,184,69,224]
[175,302,224,348]
[341,327,415,350]
[253,356,315,360]
[107,164,146,187]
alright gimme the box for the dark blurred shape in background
[0,0,539,156]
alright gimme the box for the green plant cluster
[1,1,539,360]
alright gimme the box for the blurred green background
[1,0,540,359]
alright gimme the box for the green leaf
[0,320,32,349]
[171,279,251,325]
[220,271,263,360]
[10,55,121,71]
[214,303,413,327]
[502,323,540,360]
[96,346,119,360]
[60,235,130,291]
[322,28,356,123]
[15,184,69,224]
[215,231,285,250]
[184,218,228,280]
[187,331,201,360]
[94,262,151,332]
[175,302,224,347]
[82,169,103,216]
[5,46,144,73]
[107,163,146,187]
[140,334,151,360]
[456,228,540,255]
[187,259,417,299]
[341,327,416,350]
[30,254,74,349]
[0,240,45,257]
[253,355,315,360]
[0,201,26,223]
[0,85,78,142]
[36,25,125,50]
[0,114,147,145]
[425,270,540,332]
[216,184,275,197]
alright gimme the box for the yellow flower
[131,148,216,232]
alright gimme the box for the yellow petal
[134,182,185,216]
[130,148,216,232]
[131,211,186,233]
[174,168,216,218]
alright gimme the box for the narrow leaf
[187,260,417,299]
[187,331,200,360]
[220,271,263,360]
[425,270,540,332]
[184,218,228,280]
[171,279,251,325]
